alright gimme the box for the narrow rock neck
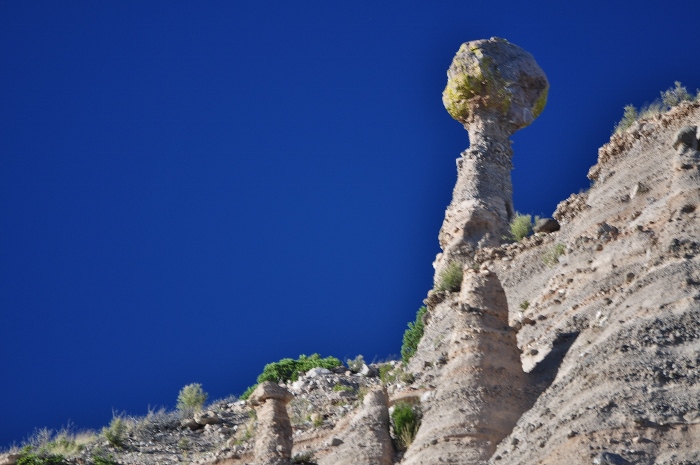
[453,118,515,229]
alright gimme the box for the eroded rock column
[318,388,394,465]
[434,38,548,281]
[248,381,294,465]
[402,269,531,465]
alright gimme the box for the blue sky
[2,0,699,447]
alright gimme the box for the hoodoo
[435,37,548,281]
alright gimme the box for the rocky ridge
[3,39,699,465]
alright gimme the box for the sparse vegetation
[289,397,312,426]
[520,300,530,311]
[401,306,427,364]
[542,243,566,267]
[508,213,534,242]
[240,354,342,400]
[436,262,463,292]
[176,383,208,416]
[614,81,699,134]
[240,384,256,400]
[346,354,365,373]
[292,451,317,465]
[613,104,638,133]
[391,402,421,450]
[91,454,119,465]
[332,384,353,392]
[379,363,414,386]
[16,447,68,465]
[379,364,397,385]
[22,427,95,455]
[233,423,255,444]
[102,416,128,449]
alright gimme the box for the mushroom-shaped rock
[434,38,548,281]
[247,381,294,407]
[443,37,549,134]
[248,381,294,465]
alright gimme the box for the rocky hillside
[3,39,699,465]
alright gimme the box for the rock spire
[435,38,548,281]
[248,382,295,465]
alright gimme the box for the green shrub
[92,454,119,465]
[508,213,534,242]
[176,383,208,415]
[614,104,638,134]
[661,81,692,107]
[519,300,530,311]
[102,417,127,449]
[379,364,397,385]
[258,354,341,384]
[346,355,364,373]
[332,384,353,392]
[16,447,67,465]
[542,243,566,267]
[240,384,256,401]
[401,306,427,363]
[241,354,342,400]
[436,262,463,292]
[391,402,421,450]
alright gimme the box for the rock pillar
[402,269,531,465]
[434,38,548,281]
[248,381,295,465]
[318,388,394,465]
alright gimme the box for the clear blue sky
[2,0,698,447]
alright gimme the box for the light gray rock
[194,411,221,426]
[305,367,332,378]
[360,363,378,377]
[181,417,203,430]
[0,453,20,465]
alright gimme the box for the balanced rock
[435,38,548,280]
[248,381,294,465]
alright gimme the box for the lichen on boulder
[442,37,549,133]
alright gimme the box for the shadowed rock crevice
[527,331,579,397]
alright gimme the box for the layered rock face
[402,270,532,465]
[481,101,700,465]
[435,38,549,281]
